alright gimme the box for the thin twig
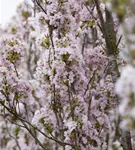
[83,69,97,96]
[5,122,21,150]
[0,100,75,148]
[35,0,47,14]
[116,35,122,48]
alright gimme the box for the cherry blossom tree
[0,0,134,150]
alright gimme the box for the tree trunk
[94,0,132,150]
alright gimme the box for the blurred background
[0,0,27,26]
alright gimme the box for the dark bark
[93,0,132,150]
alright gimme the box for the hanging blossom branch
[0,100,75,149]
[35,0,55,56]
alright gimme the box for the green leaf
[7,52,20,63]
[11,27,17,34]
[40,118,45,124]
[63,80,69,86]
[75,146,81,150]
[45,124,53,134]
[95,121,100,129]
[22,11,31,19]
[89,19,95,28]
[14,126,20,137]
[9,41,14,47]
[61,52,70,62]
[41,36,50,48]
